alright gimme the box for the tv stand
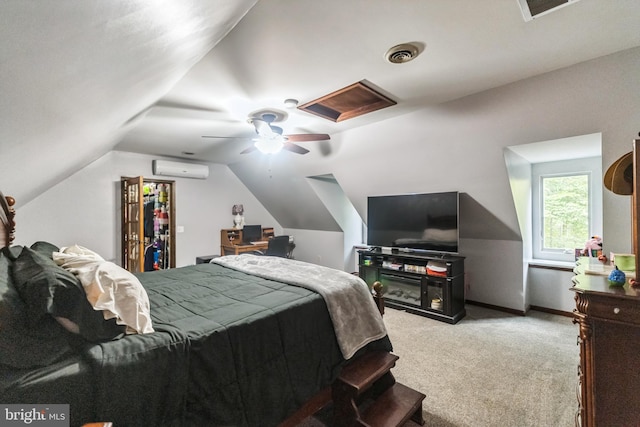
[358,250,465,324]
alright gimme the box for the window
[532,157,602,262]
[541,174,589,253]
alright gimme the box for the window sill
[527,259,575,272]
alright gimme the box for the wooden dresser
[571,259,640,426]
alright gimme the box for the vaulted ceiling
[2,0,640,207]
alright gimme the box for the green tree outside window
[542,174,589,251]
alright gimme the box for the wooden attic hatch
[298,81,396,122]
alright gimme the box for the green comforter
[2,262,392,426]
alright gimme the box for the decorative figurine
[232,204,244,229]
[582,235,606,261]
[608,266,626,287]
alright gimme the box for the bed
[0,192,392,426]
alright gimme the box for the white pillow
[52,245,154,334]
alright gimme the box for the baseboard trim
[465,300,525,316]
[529,305,573,318]
[466,300,573,318]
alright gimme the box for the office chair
[255,235,290,258]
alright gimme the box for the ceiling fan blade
[285,133,330,142]
[282,142,309,155]
[240,145,258,154]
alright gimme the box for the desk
[220,227,273,256]
[222,242,268,256]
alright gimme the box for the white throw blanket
[212,254,387,359]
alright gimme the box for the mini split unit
[152,160,209,179]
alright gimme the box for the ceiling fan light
[254,138,283,154]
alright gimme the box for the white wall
[16,151,281,267]
[460,238,525,311]
[504,149,533,259]
[283,228,344,270]
[528,266,576,313]
[307,176,364,271]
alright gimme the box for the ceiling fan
[202,112,330,155]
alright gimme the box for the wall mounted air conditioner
[152,160,209,179]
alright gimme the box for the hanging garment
[144,244,155,272]
[144,199,155,238]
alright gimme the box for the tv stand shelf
[358,250,465,324]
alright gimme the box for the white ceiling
[508,132,602,163]
[115,0,640,164]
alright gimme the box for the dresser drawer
[585,294,640,325]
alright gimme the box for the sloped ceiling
[0,0,257,206]
[230,156,342,232]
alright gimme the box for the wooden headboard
[633,139,640,281]
[0,191,16,249]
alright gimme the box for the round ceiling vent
[385,43,421,64]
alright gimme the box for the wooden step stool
[332,351,425,426]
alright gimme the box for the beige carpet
[300,304,579,427]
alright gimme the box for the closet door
[122,177,176,272]
[121,176,144,272]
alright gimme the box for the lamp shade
[254,138,283,154]
[232,204,244,215]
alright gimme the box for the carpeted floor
[299,304,579,426]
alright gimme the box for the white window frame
[532,157,602,262]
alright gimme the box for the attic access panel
[298,81,396,122]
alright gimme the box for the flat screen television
[367,191,459,253]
